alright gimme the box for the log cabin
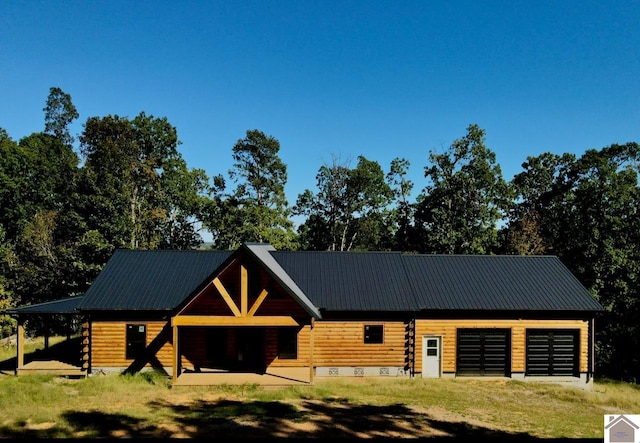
[7,243,604,388]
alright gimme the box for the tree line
[1,88,638,382]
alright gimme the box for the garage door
[526,330,579,376]
[457,329,510,376]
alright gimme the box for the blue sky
[2,1,639,220]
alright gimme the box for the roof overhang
[4,296,85,316]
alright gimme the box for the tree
[503,152,576,255]
[294,155,393,251]
[43,87,79,146]
[386,157,415,251]
[156,157,211,249]
[0,225,17,337]
[78,112,207,249]
[415,124,510,254]
[502,210,548,255]
[563,143,640,381]
[505,143,640,381]
[0,128,79,238]
[0,93,88,315]
[204,130,297,250]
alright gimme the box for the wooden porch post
[44,317,50,350]
[67,315,72,341]
[309,318,315,383]
[590,318,595,381]
[16,317,25,373]
[172,323,179,383]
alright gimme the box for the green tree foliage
[565,144,640,381]
[414,124,511,254]
[0,130,24,238]
[204,130,297,250]
[156,157,211,249]
[0,225,18,336]
[503,152,576,255]
[0,130,79,239]
[386,157,415,251]
[505,143,640,381]
[43,86,79,146]
[294,155,393,251]
[78,112,208,249]
[0,124,85,310]
[0,132,102,314]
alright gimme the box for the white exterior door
[422,336,441,378]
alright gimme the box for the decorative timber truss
[170,257,314,381]
[172,263,300,327]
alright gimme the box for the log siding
[413,319,589,375]
[312,321,406,367]
[90,318,589,379]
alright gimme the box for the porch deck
[173,367,312,387]
[16,360,87,377]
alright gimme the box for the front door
[234,328,265,373]
[422,336,441,378]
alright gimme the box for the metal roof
[77,249,232,311]
[27,245,602,315]
[5,295,85,315]
[400,254,604,311]
[271,251,414,311]
[271,251,604,312]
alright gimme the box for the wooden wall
[414,319,589,375]
[312,321,407,367]
[90,321,173,368]
[265,325,312,368]
[90,320,314,370]
[89,318,590,376]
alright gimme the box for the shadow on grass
[0,397,601,440]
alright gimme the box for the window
[364,324,384,344]
[277,328,298,359]
[426,339,439,356]
[126,324,146,360]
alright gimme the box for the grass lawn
[1,337,638,439]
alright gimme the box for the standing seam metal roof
[72,247,603,313]
[271,251,604,312]
[399,254,603,311]
[5,295,85,315]
[76,249,232,311]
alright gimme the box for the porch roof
[5,295,84,315]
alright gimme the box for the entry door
[422,336,441,378]
[235,328,265,372]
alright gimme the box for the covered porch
[169,255,320,386]
[4,296,87,377]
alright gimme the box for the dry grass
[0,370,637,439]
[1,337,638,439]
